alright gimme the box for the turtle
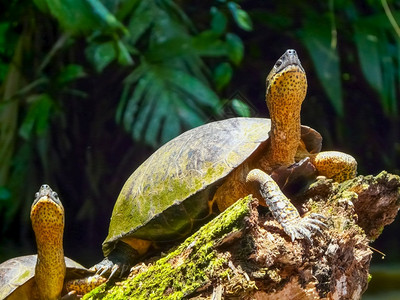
[92,49,357,278]
[0,184,105,300]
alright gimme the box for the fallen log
[84,171,400,300]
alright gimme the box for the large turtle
[93,49,357,277]
[0,185,105,299]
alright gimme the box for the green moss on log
[83,195,255,300]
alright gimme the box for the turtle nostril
[287,49,296,55]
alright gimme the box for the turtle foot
[278,213,327,243]
[90,257,131,280]
[91,242,140,279]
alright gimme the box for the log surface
[84,171,400,300]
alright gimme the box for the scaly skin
[216,49,356,240]
[264,54,307,170]
[30,184,66,300]
[92,49,357,280]
[30,185,107,299]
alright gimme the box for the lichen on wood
[84,171,400,300]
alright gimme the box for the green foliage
[0,0,250,260]
[0,0,399,270]
[300,15,343,116]
[354,11,400,116]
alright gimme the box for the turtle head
[266,49,307,114]
[30,184,66,300]
[31,184,65,239]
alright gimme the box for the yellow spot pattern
[311,151,358,182]
[265,65,307,169]
[30,195,66,300]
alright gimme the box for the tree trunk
[84,171,400,300]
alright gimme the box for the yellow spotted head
[266,49,307,116]
[30,184,65,237]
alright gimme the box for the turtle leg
[91,238,151,279]
[64,274,107,297]
[246,169,326,242]
[311,151,357,182]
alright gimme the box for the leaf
[354,24,383,95]
[19,94,53,139]
[145,31,229,63]
[33,0,50,13]
[226,33,244,65]
[211,6,227,35]
[354,14,399,116]
[380,34,397,115]
[43,0,126,35]
[231,98,251,117]
[160,105,181,144]
[126,0,156,45]
[144,85,169,146]
[116,40,134,66]
[119,62,223,146]
[191,31,228,57]
[213,62,233,91]
[123,73,151,131]
[227,2,253,31]
[0,187,11,201]
[300,19,343,116]
[167,69,220,110]
[85,41,116,72]
[57,64,86,84]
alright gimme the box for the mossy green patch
[84,195,255,299]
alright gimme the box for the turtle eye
[35,192,39,198]
[274,59,283,69]
[52,192,58,199]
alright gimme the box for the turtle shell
[0,255,91,299]
[103,117,322,255]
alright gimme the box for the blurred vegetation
[0,0,399,284]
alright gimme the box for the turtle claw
[91,257,122,280]
[278,213,327,243]
[91,254,134,280]
[108,264,121,279]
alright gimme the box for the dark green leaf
[177,102,205,129]
[0,187,11,201]
[167,69,220,110]
[300,20,343,116]
[127,0,155,45]
[354,24,383,95]
[57,64,86,84]
[226,33,244,65]
[19,94,53,139]
[144,86,169,146]
[86,41,116,72]
[119,62,222,146]
[132,80,157,141]
[146,31,228,61]
[227,2,253,31]
[231,98,251,117]
[116,40,134,66]
[380,35,397,115]
[213,62,232,90]
[35,95,53,135]
[160,105,181,144]
[33,0,50,13]
[123,75,151,132]
[44,0,127,35]
[191,31,228,57]
[211,7,227,35]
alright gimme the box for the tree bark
[84,171,400,300]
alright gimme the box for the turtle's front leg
[311,151,357,182]
[247,169,326,242]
